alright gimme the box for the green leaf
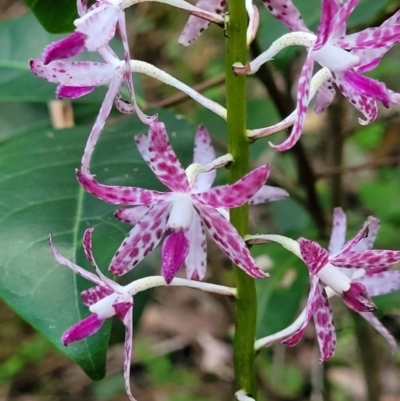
[22,0,77,33]
[0,109,195,379]
[0,12,62,102]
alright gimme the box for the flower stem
[225,0,257,396]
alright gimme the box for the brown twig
[250,40,328,237]
[326,94,346,209]
[316,154,400,177]
[351,311,382,401]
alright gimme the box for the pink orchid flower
[240,0,400,150]
[41,0,152,126]
[77,121,283,282]
[50,228,136,401]
[50,228,236,401]
[114,124,288,281]
[43,0,224,63]
[247,207,400,361]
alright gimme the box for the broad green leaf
[0,109,195,379]
[0,12,62,102]
[22,0,77,33]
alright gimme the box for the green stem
[225,0,257,396]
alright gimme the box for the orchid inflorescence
[29,0,400,399]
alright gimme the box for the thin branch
[351,312,382,401]
[326,94,346,209]
[316,155,400,177]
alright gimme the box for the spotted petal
[313,285,336,361]
[135,134,151,163]
[193,165,269,208]
[185,211,208,280]
[192,125,216,192]
[328,207,347,255]
[337,23,400,51]
[161,230,190,284]
[314,0,339,50]
[249,185,288,204]
[330,0,359,36]
[270,51,314,151]
[298,238,329,276]
[336,221,369,255]
[115,206,150,225]
[48,235,103,287]
[76,171,167,206]
[314,80,336,113]
[343,70,390,108]
[75,5,119,51]
[282,276,320,346]
[147,122,189,192]
[333,72,378,125]
[352,216,380,252]
[332,250,400,269]
[358,270,400,297]
[29,59,115,87]
[261,0,310,33]
[109,202,171,275]
[81,285,114,307]
[197,204,265,278]
[121,306,135,401]
[83,228,121,290]
[178,0,226,45]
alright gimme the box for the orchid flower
[114,124,288,280]
[237,0,400,151]
[44,0,224,64]
[76,121,279,282]
[42,0,154,127]
[39,0,225,126]
[178,0,258,46]
[246,208,400,361]
[50,228,236,401]
[30,53,226,175]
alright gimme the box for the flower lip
[161,230,190,284]
[61,314,104,346]
[342,282,377,312]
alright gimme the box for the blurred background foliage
[0,0,400,400]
